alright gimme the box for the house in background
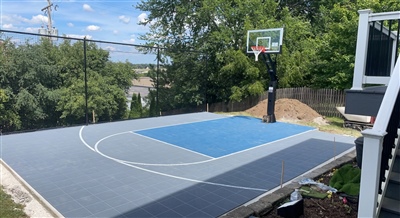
[345,9,400,218]
[127,77,154,109]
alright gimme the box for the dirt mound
[246,98,326,124]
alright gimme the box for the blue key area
[135,116,314,158]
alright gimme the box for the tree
[129,93,141,118]
[137,93,143,116]
[137,0,286,106]
[0,34,135,131]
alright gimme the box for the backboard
[246,28,284,54]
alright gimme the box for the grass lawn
[0,186,28,218]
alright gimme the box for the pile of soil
[246,98,327,125]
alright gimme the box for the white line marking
[95,132,215,166]
[130,132,214,159]
[79,126,95,152]
[80,125,268,191]
[132,116,228,132]
[78,121,324,192]
[210,128,317,160]
[100,150,268,192]
[91,127,317,166]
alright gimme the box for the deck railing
[359,55,399,217]
[354,9,400,218]
[352,9,400,90]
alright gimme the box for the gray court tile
[75,195,102,207]
[56,200,84,213]
[173,191,198,203]
[170,203,198,215]
[186,197,210,209]
[32,181,60,193]
[93,189,119,201]
[215,198,240,211]
[54,178,77,188]
[39,188,67,199]
[67,189,93,200]
[129,196,154,207]
[157,209,186,218]
[47,194,75,206]
[62,184,86,194]
[201,204,226,216]
[113,202,137,214]
[62,207,93,218]
[142,202,170,216]
[158,196,185,209]
[200,191,225,203]
[103,195,130,208]
[109,185,136,196]
[2,113,355,217]
[90,208,121,218]
[209,187,238,198]
[123,208,153,217]
[186,209,213,218]
[224,193,252,205]
[85,200,112,214]
[85,184,111,195]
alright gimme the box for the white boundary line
[79,126,268,192]
[130,132,214,159]
[132,116,228,132]
[78,121,341,192]
[92,128,317,167]
[79,126,95,152]
[102,152,268,192]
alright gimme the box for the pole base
[262,114,276,123]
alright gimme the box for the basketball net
[251,46,266,61]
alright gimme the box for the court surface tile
[1,112,355,217]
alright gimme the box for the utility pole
[40,0,58,37]
[41,0,53,34]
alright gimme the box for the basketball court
[1,112,355,217]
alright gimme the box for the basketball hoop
[251,46,266,61]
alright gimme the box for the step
[380,210,400,218]
[393,150,400,173]
[386,181,400,201]
[381,197,400,216]
[391,172,400,185]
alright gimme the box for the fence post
[84,37,88,125]
[156,45,160,116]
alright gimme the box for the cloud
[25,27,38,33]
[2,24,14,29]
[86,25,100,31]
[67,23,74,27]
[105,46,116,51]
[67,34,92,40]
[137,13,147,23]
[113,30,119,35]
[118,15,131,24]
[30,14,48,24]
[83,4,93,12]
[123,35,136,44]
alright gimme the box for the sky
[0,0,157,63]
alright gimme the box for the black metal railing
[366,19,400,77]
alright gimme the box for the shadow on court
[113,139,352,218]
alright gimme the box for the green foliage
[0,186,28,218]
[329,164,361,196]
[0,36,136,131]
[148,93,158,117]
[137,0,400,107]
[129,93,143,118]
